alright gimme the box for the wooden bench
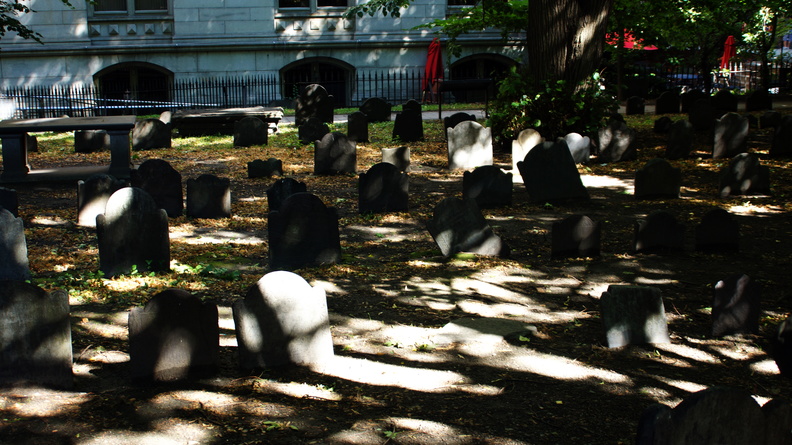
[171,106,284,137]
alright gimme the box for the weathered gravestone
[0,186,19,217]
[718,152,770,198]
[347,111,369,142]
[655,91,680,115]
[392,108,424,142]
[770,115,792,157]
[689,99,715,132]
[295,84,333,125]
[77,173,127,227]
[443,112,477,133]
[713,112,749,159]
[132,118,171,151]
[358,162,409,213]
[551,214,601,259]
[426,197,509,258]
[760,110,782,130]
[314,132,356,175]
[266,177,307,212]
[96,187,170,277]
[159,111,172,128]
[462,165,512,209]
[298,116,330,145]
[0,208,30,281]
[636,387,792,445]
[402,99,422,113]
[600,285,670,348]
[563,132,591,164]
[268,193,341,270]
[517,140,589,203]
[653,116,673,134]
[712,89,738,114]
[75,129,109,153]
[186,174,231,219]
[247,158,283,179]
[745,89,772,112]
[447,120,493,170]
[359,97,392,122]
[233,271,334,370]
[131,158,183,217]
[634,158,681,199]
[711,274,760,337]
[23,133,38,153]
[772,316,792,378]
[695,207,739,253]
[665,120,694,160]
[626,96,645,115]
[680,89,707,113]
[0,281,72,389]
[381,146,411,173]
[128,289,219,382]
[233,116,268,147]
[598,120,637,162]
[511,128,543,172]
[633,211,685,254]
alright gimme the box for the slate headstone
[633,211,685,254]
[634,158,681,199]
[626,96,645,115]
[159,111,172,128]
[551,214,601,259]
[713,112,749,159]
[718,152,770,198]
[665,119,694,160]
[443,112,477,133]
[381,146,411,173]
[680,89,707,113]
[655,91,680,114]
[402,99,422,114]
[358,162,409,214]
[359,97,392,122]
[426,197,509,258]
[247,158,283,179]
[74,129,109,153]
[653,116,673,134]
[689,99,715,132]
[597,120,637,162]
[131,159,183,218]
[24,133,38,153]
[77,173,127,227]
[517,141,589,203]
[0,186,19,217]
[447,120,493,170]
[695,208,739,253]
[314,132,356,175]
[0,208,30,281]
[760,110,782,130]
[268,193,341,271]
[295,83,333,125]
[772,316,792,378]
[462,165,512,208]
[132,118,171,151]
[770,115,792,157]
[563,133,591,164]
[298,116,330,145]
[392,108,424,142]
[711,274,760,337]
[347,111,369,143]
[745,89,772,112]
[511,128,543,172]
[712,89,738,114]
[186,174,231,219]
[128,289,219,382]
[600,285,670,348]
[266,177,307,212]
[233,116,268,147]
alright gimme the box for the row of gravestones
[627,89,773,116]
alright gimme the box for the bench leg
[107,129,132,179]
[1,134,30,181]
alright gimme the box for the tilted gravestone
[598,120,637,162]
[653,116,673,134]
[74,129,109,153]
[266,177,307,212]
[0,281,72,389]
[517,140,589,203]
[634,158,681,199]
[680,89,707,113]
[745,89,772,112]
[551,214,601,259]
[770,115,792,157]
[186,174,231,219]
[233,116,268,147]
[247,158,283,179]
[132,118,171,151]
[695,207,739,253]
[96,187,170,277]
[0,186,19,217]
[563,132,591,164]
[447,120,493,170]
[711,274,760,337]
[600,285,670,349]
[359,97,392,122]
[713,112,749,159]
[772,316,792,378]
[0,208,30,281]
[689,99,715,132]
[462,165,512,209]
[347,111,369,143]
[712,89,738,114]
[268,193,341,271]
[655,91,680,115]
[511,128,543,172]
[314,132,356,175]
[77,173,127,227]
[381,146,411,173]
[358,162,409,214]
[392,108,424,142]
[295,83,333,125]
[718,152,770,198]
[633,211,685,254]
[128,289,219,382]
[131,158,183,218]
[443,112,477,134]
[298,116,330,145]
[626,96,645,115]
[426,197,509,258]
[665,119,693,160]
[234,271,334,370]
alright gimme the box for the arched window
[94,63,173,115]
[449,54,517,102]
[281,58,354,107]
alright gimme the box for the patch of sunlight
[634,277,680,285]
[653,342,722,365]
[454,299,583,323]
[484,348,632,384]
[0,388,90,417]
[651,375,708,394]
[638,386,676,405]
[77,423,211,445]
[170,229,265,245]
[581,174,634,194]
[449,277,532,303]
[102,276,171,293]
[398,295,457,310]
[254,379,343,401]
[238,196,267,202]
[387,417,473,444]
[312,279,348,295]
[217,306,237,347]
[73,313,128,340]
[29,215,71,226]
[750,359,780,376]
[727,202,783,216]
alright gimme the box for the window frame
[91,0,170,17]
[277,0,348,16]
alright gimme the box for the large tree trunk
[526,0,614,87]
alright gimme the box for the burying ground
[2,111,792,444]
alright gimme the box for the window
[278,0,347,11]
[93,0,168,13]
[448,0,476,5]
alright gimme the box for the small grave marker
[0,208,30,281]
[247,158,283,178]
[358,162,409,213]
[517,140,589,203]
[347,111,369,142]
[268,193,341,270]
[131,159,184,217]
[233,116,268,147]
[426,197,509,258]
[598,120,637,162]
[314,132,356,175]
[600,285,670,348]
[381,146,411,173]
[634,158,681,199]
[551,214,601,258]
[711,274,760,337]
[511,128,543,171]
[718,152,770,197]
[77,173,127,227]
[665,120,693,160]
[633,211,685,253]
[266,177,307,212]
[447,120,493,170]
[713,112,749,159]
[695,208,739,253]
[132,118,171,151]
[295,84,333,125]
[462,165,512,208]
[359,97,392,122]
[186,174,232,219]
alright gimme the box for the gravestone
[358,162,409,213]
[298,116,330,145]
[551,214,601,259]
[426,197,509,258]
[718,152,770,198]
[295,83,333,125]
[186,174,232,219]
[712,89,738,114]
[159,111,172,128]
[711,274,760,337]
[772,316,792,378]
[598,120,637,162]
[392,108,424,142]
[689,99,715,132]
[74,129,109,153]
[634,158,681,199]
[563,133,591,164]
[266,177,307,212]
[128,289,219,382]
[653,116,673,133]
[511,128,543,172]
[131,159,183,217]
[0,186,19,217]
[443,112,477,132]
[0,281,72,389]
[665,120,694,160]
[655,91,680,114]
[713,112,749,159]
[626,96,645,115]
[0,208,30,281]
[447,120,493,170]
[695,208,739,253]
[745,89,772,112]
[359,97,392,122]
[462,165,512,208]
[347,111,369,142]
[517,141,589,203]
[233,116,268,147]
[247,158,283,178]
[314,132,356,175]
[600,285,670,348]
[402,99,422,113]
[381,146,411,173]
[633,211,685,254]
[760,110,782,129]
[268,193,341,271]
[233,271,334,369]
[132,118,171,151]
[77,173,127,227]
[680,89,707,113]
[24,133,38,153]
[96,187,170,277]
[770,115,792,157]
